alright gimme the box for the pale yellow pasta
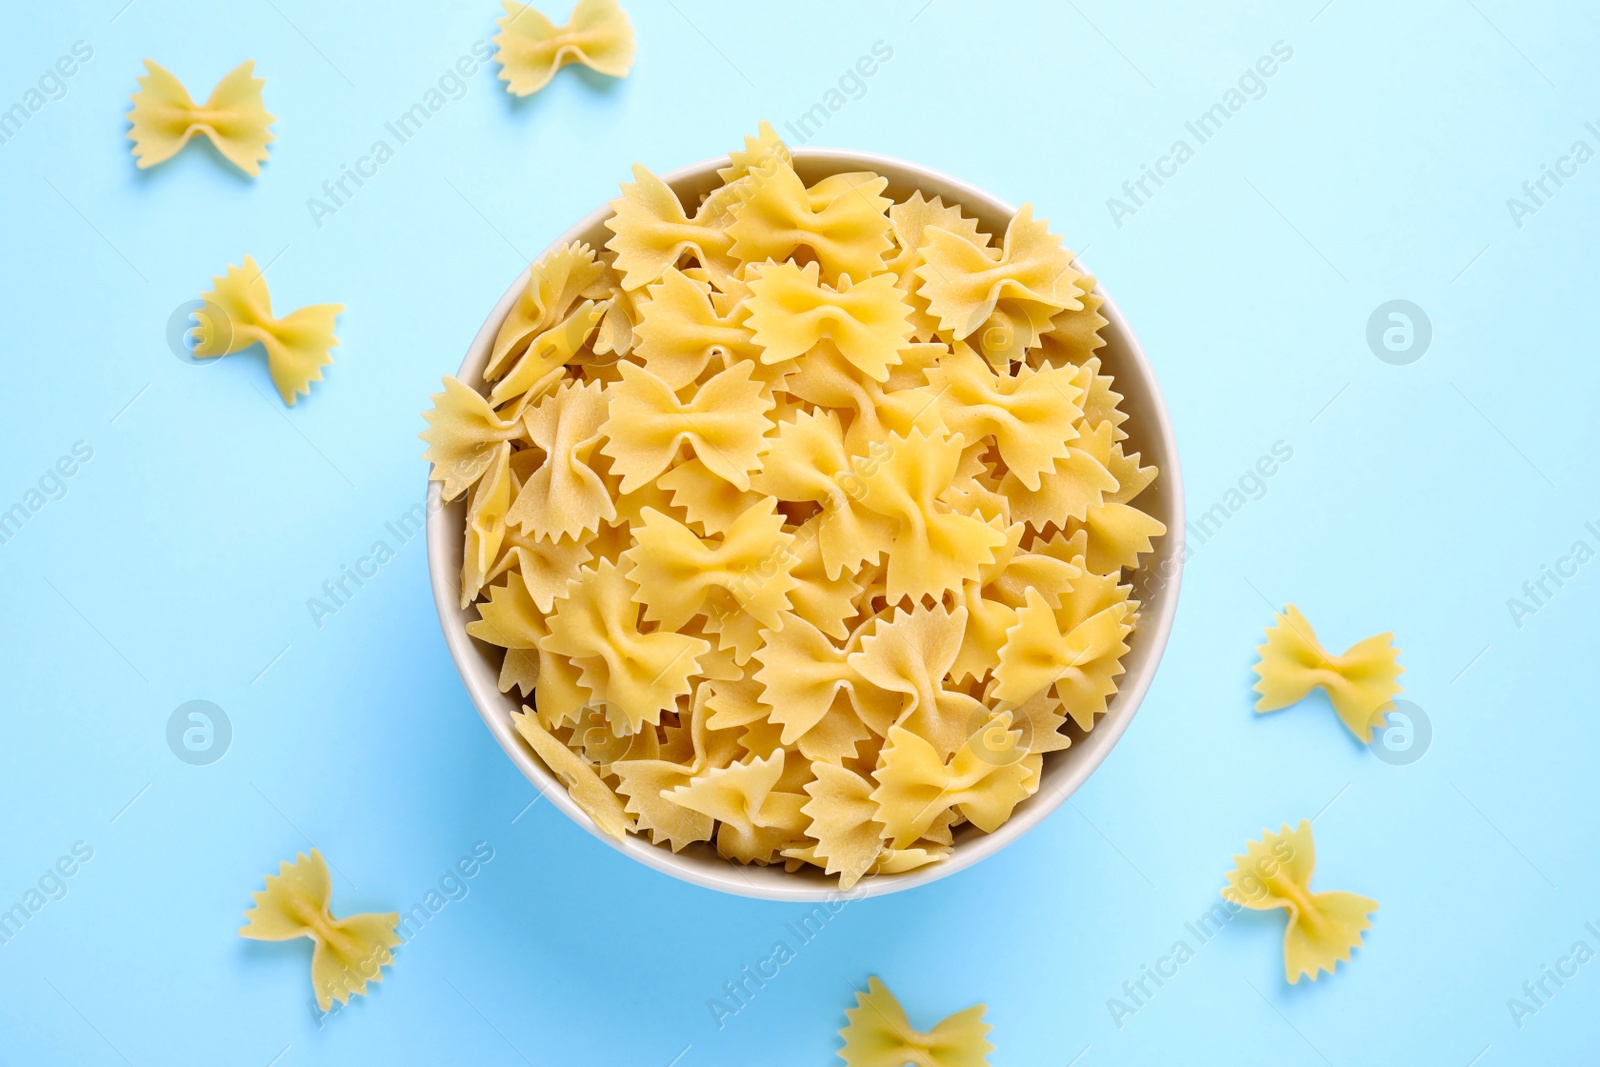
[421,125,1166,883]
[128,60,274,175]
[1222,821,1379,983]
[1253,605,1404,741]
[838,976,993,1067]
[238,851,398,1011]
[493,0,635,96]
[192,257,343,406]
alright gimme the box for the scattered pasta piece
[192,257,343,405]
[839,976,992,1067]
[493,0,636,96]
[1221,820,1378,983]
[238,850,399,1011]
[1253,604,1403,742]
[128,59,274,175]
[422,125,1166,884]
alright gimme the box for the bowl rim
[426,146,1185,901]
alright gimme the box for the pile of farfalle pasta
[423,124,1166,887]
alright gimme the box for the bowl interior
[427,148,1184,901]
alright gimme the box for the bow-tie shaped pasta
[1037,273,1112,366]
[611,689,724,851]
[745,261,913,381]
[542,559,711,736]
[490,299,605,405]
[1222,820,1378,983]
[1253,605,1404,742]
[512,707,636,840]
[632,267,762,389]
[915,204,1081,340]
[995,579,1135,731]
[600,362,773,492]
[466,568,565,696]
[665,750,808,864]
[798,762,891,890]
[727,160,894,285]
[238,851,399,1011]
[656,459,763,537]
[128,59,274,175]
[851,427,1007,603]
[951,522,1081,684]
[717,120,792,185]
[889,192,990,341]
[461,442,513,608]
[999,419,1120,530]
[420,376,527,500]
[488,242,608,381]
[192,257,343,406]
[505,378,615,542]
[606,164,740,291]
[783,514,865,641]
[1070,439,1166,573]
[623,498,799,633]
[925,341,1084,491]
[849,604,986,757]
[492,0,636,96]
[872,713,1039,848]
[781,343,945,457]
[753,612,892,752]
[749,409,893,579]
[839,976,993,1067]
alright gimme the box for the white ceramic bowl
[427,148,1184,901]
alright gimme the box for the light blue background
[2,1,1597,1064]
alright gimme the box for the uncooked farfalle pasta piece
[1221,820,1378,983]
[420,376,527,499]
[192,257,343,406]
[512,707,635,839]
[915,204,1082,339]
[726,164,895,285]
[544,559,711,735]
[871,716,1039,848]
[745,261,912,380]
[421,125,1167,883]
[839,976,993,1067]
[1253,604,1404,742]
[238,850,399,1011]
[493,0,636,96]
[128,60,274,176]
